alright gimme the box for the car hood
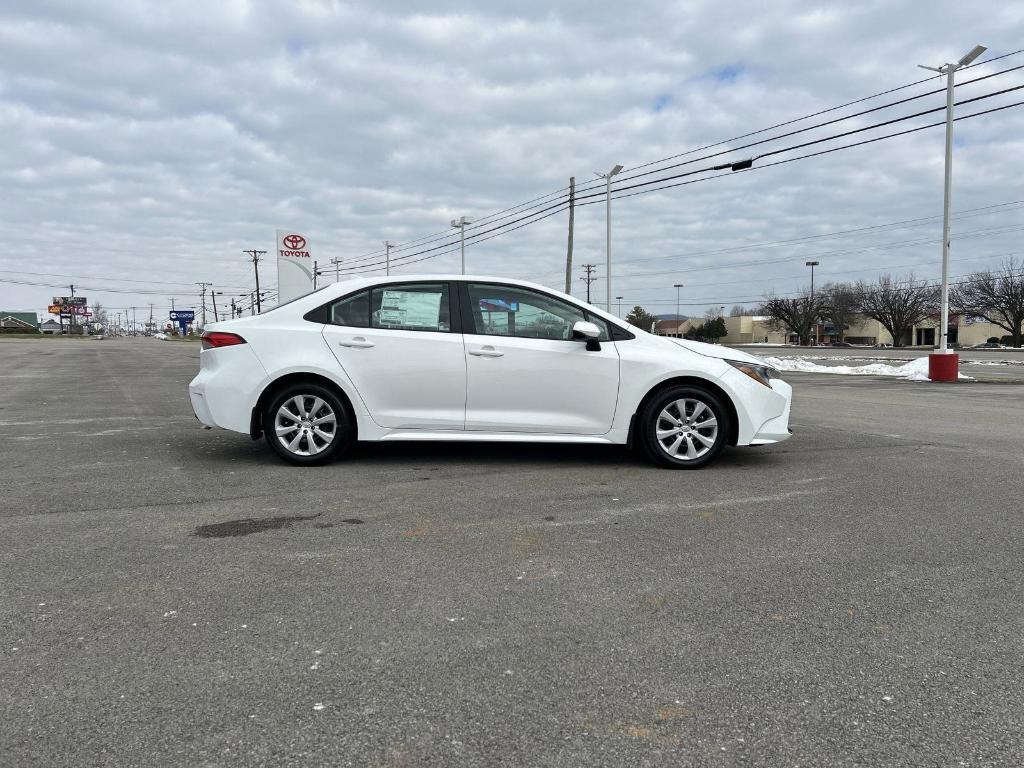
[668,339,770,366]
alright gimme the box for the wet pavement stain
[194,513,322,538]
[341,518,364,525]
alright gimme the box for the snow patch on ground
[153,333,168,340]
[765,356,973,382]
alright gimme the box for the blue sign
[169,310,195,322]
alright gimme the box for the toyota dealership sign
[276,229,314,303]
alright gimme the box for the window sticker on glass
[376,290,443,329]
[479,298,519,312]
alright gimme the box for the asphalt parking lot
[3,337,1023,767]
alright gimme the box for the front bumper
[750,385,792,444]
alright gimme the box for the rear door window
[370,283,451,332]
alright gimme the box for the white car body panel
[323,325,467,429]
[187,274,792,451]
[463,332,620,434]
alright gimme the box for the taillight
[201,331,246,350]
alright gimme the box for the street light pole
[673,283,683,337]
[383,240,393,276]
[805,261,820,346]
[615,296,623,317]
[918,44,985,358]
[595,164,623,311]
[451,216,474,274]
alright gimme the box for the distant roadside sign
[52,296,87,307]
[48,304,62,314]
[169,310,195,322]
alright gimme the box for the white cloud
[0,0,1022,321]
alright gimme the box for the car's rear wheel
[263,383,353,465]
[637,385,730,469]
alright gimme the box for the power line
[339,91,1024,274]
[565,61,1024,201]
[336,53,1024,272]
[569,85,1024,207]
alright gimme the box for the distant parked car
[971,342,1004,349]
[828,341,854,348]
[874,343,893,348]
[189,275,794,469]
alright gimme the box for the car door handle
[468,346,503,358]
[337,337,375,348]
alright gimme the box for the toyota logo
[283,234,306,250]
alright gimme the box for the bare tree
[92,301,110,330]
[760,292,825,346]
[728,305,753,317]
[952,258,1024,347]
[819,283,860,342]
[856,274,938,348]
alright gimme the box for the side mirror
[572,320,602,351]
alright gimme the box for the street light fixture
[595,164,623,311]
[615,295,624,318]
[450,216,475,274]
[917,43,986,378]
[806,261,820,346]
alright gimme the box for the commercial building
[652,312,1016,348]
[0,312,39,333]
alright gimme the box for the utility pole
[196,282,210,330]
[564,176,576,294]
[383,241,393,276]
[313,261,319,290]
[211,291,220,323]
[230,297,237,319]
[170,298,175,312]
[131,306,137,336]
[594,164,623,310]
[580,264,597,304]
[918,44,986,374]
[69,283,76,334]
[243,250,266,312]
[148,304,154,335]
[330,257,342,282]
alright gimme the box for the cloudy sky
[1,0,1022,326]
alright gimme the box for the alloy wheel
[274,394,337,457]
[655,398,719,461]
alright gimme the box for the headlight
[725,359,781,388]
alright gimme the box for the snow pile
[153,332,169,340]
[764,356,973,382]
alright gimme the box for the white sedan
[189,276,792,469]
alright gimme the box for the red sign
[282,234,306,250]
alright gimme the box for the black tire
[262,382,354,466]
[637,385,731,469]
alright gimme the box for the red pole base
[928,352,959,382]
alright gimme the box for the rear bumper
[189,388,217,428]
[188,345,267,433]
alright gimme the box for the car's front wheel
[637,385,731,469]
[263,383,353,465]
